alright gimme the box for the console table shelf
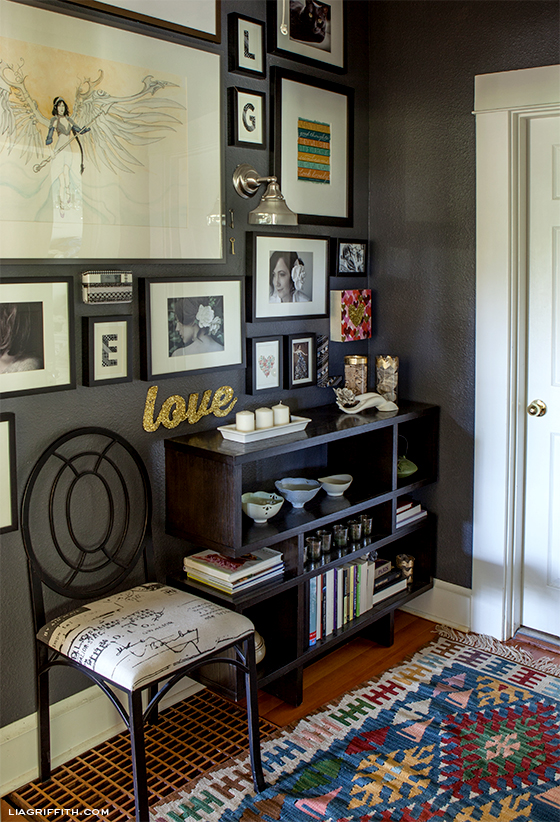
[165,400,439,705]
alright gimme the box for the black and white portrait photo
[0,302,44,374]
[168,296,225,357]
[338,241,367,274]
[269,250,313,303]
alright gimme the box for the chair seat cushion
[37,583,255,690]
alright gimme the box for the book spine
[374,568,403,590]
[309,579,317,646]
[326,569,335,637]
[321,572,327,639]
[333,567,338,631]
[337,567,344,629]
[316,575,322,641]
[343,566,349,625]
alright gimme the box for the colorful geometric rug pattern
[152,633,560,822]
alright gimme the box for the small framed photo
[248,233,329,321]
[140,277,244,380]
[83,316,132,387]
[268,0,346,73]
[247,335,283,394]
[333,239,369,276]
[228,13,266,78]
[0,278,75,399]
[0,413,17,534]
[285,333,316,389]
[228,88,266,149]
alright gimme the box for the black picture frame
[62,0,222,43]
[272,67,354,227]
[0,277,75,399]
[248,232,329,321]
[285,333,316,389]
[83,315,133,387]
[332,238,369,276]
[0,412,18,534]
[246,335,284,394]
[140,277,245,381]
[228,87,267,149]
[228,12,266,78]
[268,0,346,73]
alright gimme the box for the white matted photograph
[0,278,75,398]
[268,0,346,72]
[249,233,329,321]
[140,278,244,379]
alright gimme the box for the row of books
[396,496,428,528]
[183,547,283,594]
[309,557,407,645]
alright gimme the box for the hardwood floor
[258,610,438,726]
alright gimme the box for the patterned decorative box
[330,289,372,342]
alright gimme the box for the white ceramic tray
[218,416,311,443]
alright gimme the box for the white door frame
[472,65,560,641]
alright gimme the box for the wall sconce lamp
[233,163,298,225]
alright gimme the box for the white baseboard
[0,678,203,798]
[400,578,472,633]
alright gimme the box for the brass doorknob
[527,399,547,417]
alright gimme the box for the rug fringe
[435,624,560,676]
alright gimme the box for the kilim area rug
[152,627,560,822]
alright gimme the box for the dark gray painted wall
[0,0,370,727]
[1,0,558,730]
[367,0,559,586]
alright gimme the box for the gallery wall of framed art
[0,0,375,739]
[0,0,223,261]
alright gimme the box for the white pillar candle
[272,402,290,426]
[236,410,255,432]
[255,407,274,429]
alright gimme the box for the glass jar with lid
[344,355,368,395]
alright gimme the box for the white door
[522,114,560,637]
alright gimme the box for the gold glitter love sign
[143,385,237,432]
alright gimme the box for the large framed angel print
[0,1,223,260]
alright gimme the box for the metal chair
[21,428,265,822]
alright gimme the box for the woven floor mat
[4,690,278,821]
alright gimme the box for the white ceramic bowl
[241,492,284,524]
[317,473,353,497]
[275,478,321,508]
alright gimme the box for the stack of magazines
[183,547,284,594]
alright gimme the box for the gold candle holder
[376,355,399,403]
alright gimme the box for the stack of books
[183,547,283,594]
[396,496,428,528]
[308,557,407,646]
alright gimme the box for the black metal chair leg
[37,667,51,782]
[244,636,266,793]
[128,690,150,822]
